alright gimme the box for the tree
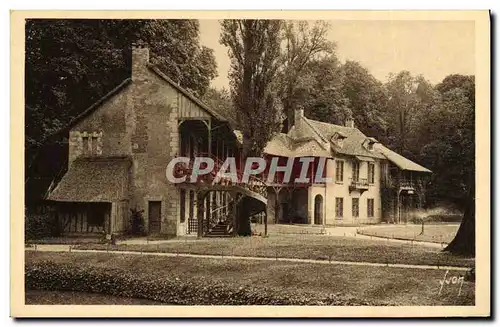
[445,171,475,255]
[414,74,475,255]
[25,19,217,168]
[201,87,237,126]
[417,75,474,208]
[220,19,283,158]
[341,60,389,140]
[384,72,436,160]
[298,56,351,125]
[278,21,336,131]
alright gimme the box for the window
[368,163,375,184]
[82,134,100,156]
[180,189,186,223]
[352,161,360,182]
[367,198,374,217]
[352,198,359,218]
[335,197,343,218]
[335,160,344,182]
[91,136,98,155]
[82,136,90,155]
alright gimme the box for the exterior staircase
[205,221,232,237]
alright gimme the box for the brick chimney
[132,41,149,81]
[294,106,305,129]
[345,116,355,128]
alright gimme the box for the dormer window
[330,131,347,148]
[363,137,378,151]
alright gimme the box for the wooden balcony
[349,178,370,194]
[398,180,416,193]
[383,178,416,193]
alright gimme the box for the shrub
[25,260,374,305]
[128,208,146,236]
[409,214,463,224]
[25,209,60,240]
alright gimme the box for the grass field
[25,251,474,306]
[74,234,474,267]
[358,224,460,244]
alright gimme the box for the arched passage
[314,194,323,225]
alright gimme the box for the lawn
[74,234,474,268]
[358,224,460,244]
[25,251,474,306]
[26,290,164,305]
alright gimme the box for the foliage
[220,19,283,157]
[383,71,437,158]
[341,61,389,140]
[128,208,146,236]
[25,209,60,240]
[278,21,337,131]
[201,87,237,126]
[299,56,351,125]
[25,260,371,305]
[415,75,475,208]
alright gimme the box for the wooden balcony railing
[349,178,370,194]
[172,153,268,200]
[382,178,416,190]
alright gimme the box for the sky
[199,20,475,90]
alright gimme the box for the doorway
[148,201,162,234]
[314,195,323,225]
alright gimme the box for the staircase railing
[206,203,230,232]
[173,152,268,200]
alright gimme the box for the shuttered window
[335,197,343,218]
[82,137,89,155]
[352,198,359,218]
[335,160,344,182]
[368,163,375,184]
[367,198,374,217]
[352,161,360,182]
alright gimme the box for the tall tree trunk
[444,174,475,255]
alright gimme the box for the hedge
[25,261,374,306]
[25,211,60,240]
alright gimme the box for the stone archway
[314,194,323,225]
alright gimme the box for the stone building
[47,44,265,237]
[263,108,432,225]
[43,45,431,238]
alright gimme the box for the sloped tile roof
[148,65,228,122]
[376,144,432,173]
[263,133,331,158]
[305,118,386,159]
[263,133,293,157]
[264,116,432,173]
[48,157,131,202]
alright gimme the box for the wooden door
[148,201,162,234]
